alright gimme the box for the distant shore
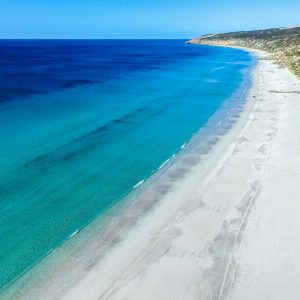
[186,26,300,77]
[5,47,300,300]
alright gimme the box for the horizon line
[0,37,191,40]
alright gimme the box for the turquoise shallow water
[0,40,254,290]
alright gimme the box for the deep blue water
[0,40,254,291]
[0,39,208,103]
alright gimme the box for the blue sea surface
[0,40,254,290]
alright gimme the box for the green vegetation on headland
[187,27,300,76]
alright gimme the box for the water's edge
[1,47,257,299]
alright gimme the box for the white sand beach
[13,49,300,300]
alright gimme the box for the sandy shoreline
[7,48,300,299]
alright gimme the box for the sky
[0,0,299,39]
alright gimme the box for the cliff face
[187,27,300,76]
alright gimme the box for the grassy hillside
[187,27,300,76]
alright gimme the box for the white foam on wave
[69,229,80,238]
[211,66,225,72]
[133,180,145,189]
[159,154,176,170]
[205,78,220,83]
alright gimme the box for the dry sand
[13,48,300,300]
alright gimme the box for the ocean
[0,40,254,292]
